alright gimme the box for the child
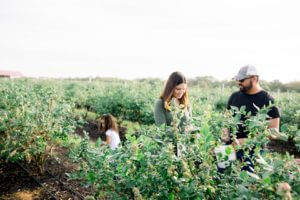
[98,114,120,150]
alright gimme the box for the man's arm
[268,117,280,130]
[268,117,280,139]
[233,118,281,145]
[266,94,280,130]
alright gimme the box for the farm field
[0,78,299,200]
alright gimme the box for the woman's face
[172,83,187,99]
[99,119,106,132]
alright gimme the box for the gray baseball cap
[234,65,259,81]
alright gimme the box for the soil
[75,120,102,142]
[0,146,94,200]
[0,120,127,200]
[0,161,41,200]
[267,139,300,158]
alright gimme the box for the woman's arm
[105,130,111,145]
[154,99,167,126]
[106,135,111,145]
[188,104,192,118]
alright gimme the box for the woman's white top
[105,129,120,150]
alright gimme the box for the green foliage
[0,79,76,172]
[188,76,300,93]
[86,83,159,124]
[0,77,299,199]
[285,81,300,93]
[277,94,300,149]
[70,104,300,199]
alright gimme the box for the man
[222,65,280,171]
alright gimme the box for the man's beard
[239,81,253,93]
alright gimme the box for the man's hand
[268,128,284,140]
[185,125,197,133]
[221,128,230,142]
[232,138,246,147]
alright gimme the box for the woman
[98,114,120,150]
[154,71,191,129]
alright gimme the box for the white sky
[0,0,299,82]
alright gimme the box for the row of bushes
[1,78,299,161]
[70,102,300,199]
[0,79,77,172]
[37,78,300,143]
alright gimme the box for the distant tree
[268,80,288,92]
[222,80,236,88]
[188,76,218,88]
[286,81,300,93]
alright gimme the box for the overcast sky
[0,0,299,82]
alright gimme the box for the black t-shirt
[227,90,280,139]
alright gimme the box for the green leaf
[263,176,271,185]
[87,171,96,183]
[95,138,102,147]
[240,171,248,181]
[293,183,300,194]
[168,192,175,200]
[225,146,233,155]
[237,184,249,194]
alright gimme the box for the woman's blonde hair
[160,71,189,111]
[98,114,119,133]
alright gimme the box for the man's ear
[250,76,257,83]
